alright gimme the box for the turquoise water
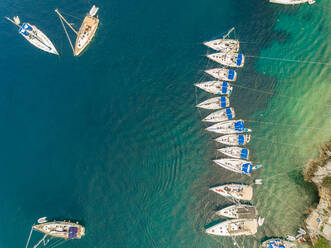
[0,0,330,247]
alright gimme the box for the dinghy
[261,239,297,248]
[205,68,237,81]
[206,120,252,134]
[206,218,258,236]
[215,134,251,146]
[194,81,233,95]
[216,204,257,219]
[207,52,245,68]
[5,16,58,55]
[217,147,250,160]
[202,108,235,122]
[213,159,261,175]
[210,184,253,201]
[196,96,230,110]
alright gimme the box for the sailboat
[55,6,99,56]
[25,217,85,248]
[5,16,58,55]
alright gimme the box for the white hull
[216,204,257,219]
[205,68,237,81]
[196,96,230,110]
[206,219,258,236]
[33,221,85,239]
[261,239,297,248]
[213,158,253,175]
[203,39,239,52]
[218,147,250,160]
[19,23,58,55]
[206,120,252,134]
[210,184,253,201]
[202,108,235,122]
[215,134,251,146]
[207,52,245,68]
[269,0,314,4]
[194,81,233,95]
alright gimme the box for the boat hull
[210,184,253,201]
[19,23,58,55]
[74,15,99,56]
[194,81,233,95]
[215,134,251,146]
[33,221,85,239]
[203,39,239,52]
[202,108,235,122]
[218,147,250,159]
[216,204,257,219]
[213,159,252,175]
[206,120,251,134]
[196,96,230,110]
[205,68,237,81]
[261,239,297,248]
[206,219,258,236]
[207,52,245,68]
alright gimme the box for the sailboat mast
[54,9,78,36]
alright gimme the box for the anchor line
[25,228,33,248]
[246,55,331,66]
[247,120,328,131]
[58,14,75,53]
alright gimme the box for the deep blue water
[0,0,324,247]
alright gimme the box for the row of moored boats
[195,29,297,248]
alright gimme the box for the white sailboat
[205,68,237,81]
[209,184,253,201]
[261,239,297,248]
[206,120,252,134]
[217,147,250,160]
[202,108,235,122]
[216,204,257,219]
[207,52,245,68]
[203,27,240,52]
[55,5,99,56]
[196,96,230,110]
[5,16,58,55]
[215,134,251,146]
[206,218,258,236]
[270,0,315,4]
[213,159,262,176]
[194,81,233,95]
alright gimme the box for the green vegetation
[322,176,331,191]
[313,237,330,248]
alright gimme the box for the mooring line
[246,55,331,66]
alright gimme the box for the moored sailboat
[207,52,245,68]
[202,108,235,122]
[194,81,233,95]
[216,204,258,219]
[261,239,297,248]
[217,147,250,160]
[206,120,252,134]
[5,16,58,55]
[209,184,253,201]
[205,218,258,236]
[55,5,99,56]
[205,68,237,81]
[215,134,251,146]
[196,96,230,110]
[213,159,261,176]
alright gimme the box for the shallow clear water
[0,0,329,247]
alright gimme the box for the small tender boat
[215,134,251,146]
[261,239,297,248]
[196,96,230,110]
[204,39,239,52]
[216,204,258,219]
[269,0,315,4]
[210,184,253,201]
[205,68,237,81]
[206,218,258,236]
[5,16,58,55]
[202,108,235,122]
[207,52,245,68]
[194,81,233,95]
[213,159,261,175]
[217,147,250,160]
[38,217,48,224]
[206,120,252,134]
[55,5,99,56]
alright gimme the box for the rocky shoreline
[304,141,331,246]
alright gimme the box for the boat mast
[54,9,78,35]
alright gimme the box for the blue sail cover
[241,163,252,174]
[228,70,235,80]
[68,227,78,239]
[236,53,243,66]
[234,121,245,131]
[238,134,245,145]
[221,81,228,94]
[19,23,32,36]
[226,108,233,120]
[240,148,248,159]
[220,96,227,108]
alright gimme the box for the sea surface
[0,0,330,247]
